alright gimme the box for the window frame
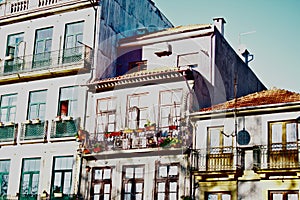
[269,190,299,200]
[5,32,24,73]
[27,90,47,121]
[126,93,149,130]
[91,167,113,200]
[19,157,41,199]
[0,160,10,197]
[0,93,17,123]
[50,156,74,198]
[268,120,298,150]
[205,191,231,200]
[121,165,145,200]
[158,89,182,129]
[96,97,117,134]
[33,27,53,68]
[58,86,78,117]
[155,162,179,200]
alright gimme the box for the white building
[80,20,266,200]
[190,88,300,200]
[0,0,171,199]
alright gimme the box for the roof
[201,88,300,112]
[88,67,187,90]
[120,24,212,44]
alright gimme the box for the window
[0,94,17,123]
[269,120,298,150]
[51,156,73,198]
[28,90,47,121]
[91,167,112,200]
[155,163,179,200]
[63,21,84,63]
[268,120,298,168]
[19,158,41,200]
[128,61,147,73]
[96,98,116,134]
[159,90,182,128]
[127,94,149,129]
[206,192,231,200]
[33,27,53,68]
[58,86,78,117]
[5,32,24,73]
[269,191,298,200]
[0,160,10,198]
[122,165,144,200]
[208,127,232,150]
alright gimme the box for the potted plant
[93,143,102,153]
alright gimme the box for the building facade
[190,88,300,200]
[0,0,171,199]
[79,20,266,200]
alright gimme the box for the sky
[153,0,300,93]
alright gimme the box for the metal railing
[0,124,17,143]
[20,121,48,140]
[253,144,299,170]
[0,0,69,16]
[192,147,243,172]
[50,118,80,138]
[1,46,92,76]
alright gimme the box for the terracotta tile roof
[201,88,300,112]
[90,67,183,85]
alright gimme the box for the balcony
[20,120,48,141]
[50,117,80,139]
[253,144,300,173]
[0,123,17,143]
[0,46,92,83]
[80,126,187,154]
[0,0,95,21]
[191,147,243,179]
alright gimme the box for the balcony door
[33,27,53,68]
[207,127,233,171]
[269,121,298,168]
[5,33,24,73]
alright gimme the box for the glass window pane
[135,167,143,178]
[286,123,297,143]
[272,194,283,200]
[136,193,142,200]
[169,166,178,176]
[103,169,111,179]
[210,128,221,148]
[169,182,177,192]
[208,194,218,200]
[94,169,102,180]
[157,182,165,192]
[272,124,282,143]
[159,166,167,177]
[104,194,110,200]
[136,183,143,192]
[158,193,165,200]
[125,168,134,179]
[221,194,231,200]
[63,172,71,194]
[104,184,110,193]
[287,194,298,200]
[125,183,132,193]
[169,193,177,200]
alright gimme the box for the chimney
[213,17,226,36]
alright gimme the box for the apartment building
[0,0,171,199]
[190,88,300,200]
[79,19,266,200]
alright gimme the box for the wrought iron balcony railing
[253,144,299,170]
[0,124,17,143]
[50,117,80,139]
[20,121,48,141]
[0,0,92,17]
[79,127,188,154]
[1,46,92,76]
[191,147,243,172]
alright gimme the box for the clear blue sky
[153,0,300,93]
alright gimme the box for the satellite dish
[237,129,250,145]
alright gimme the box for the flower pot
[93,147,101,153]
[169,125,178,130]
[83,148,91,154]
